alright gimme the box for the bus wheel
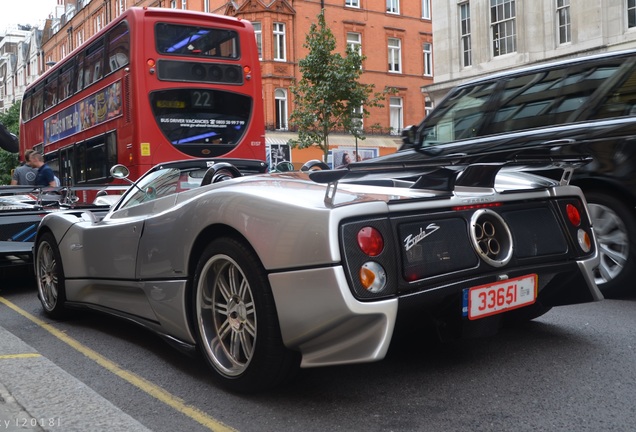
[192,237,299,393]
[586,191,636,298]
[35,232,68,319]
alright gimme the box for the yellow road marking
[0,353,41,359]
[0,297,237,432]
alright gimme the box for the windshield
[155,23,239,59]
[117,166,207,210]
[150,89,251,157]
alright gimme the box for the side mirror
[110,164,130,179]
[400,125,417,150]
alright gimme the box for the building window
[388,38,401,73]
[490,0,516,56]
[253,22,262,60]
[557,0,571,44]
[77,29,84,47]
[387,0,400,14]
[274,23,286,61]
[630,0,636,28]
[423,42,432,76]
[275,89,288,130]
[345,0,360,7]
[95,14,102,32]
[181,0,187,9]
[422,0,431,19]
[204,0,209,13]
[170,0,176,8]
[118,0,125,15]
[347,32,362,56]
[389,97,403,135]
[460,2,472,67]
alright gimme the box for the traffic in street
[1,275,635,432]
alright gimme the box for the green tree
[289,10,389,162]
[0,102,20,185]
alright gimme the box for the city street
[1,275,635,432]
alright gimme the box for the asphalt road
[1,274,635,432]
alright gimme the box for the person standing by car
[30,152,57,187]
[10,149,38,185]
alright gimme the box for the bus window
[33,84,44,117]
[107,21,130,74]
[22,91,32,122]
[76,51,85,91]
[44,72,59,111]
[85,40,105,87]
[155,23,240,59]
[150,88,250,157]
[58,61,76,102]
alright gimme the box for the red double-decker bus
[20,7,265,185]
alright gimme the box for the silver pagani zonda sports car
[34,155,602,392]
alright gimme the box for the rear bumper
[269,254,601,368]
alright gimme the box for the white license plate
[464,274,537,320]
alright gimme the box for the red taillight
[147,58,156,67]
[357,227,384,257]
[566,204,581,226]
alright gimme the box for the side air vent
[469,209,513,267]
[157,60,243,85]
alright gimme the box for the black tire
[191,237,299,393]
[585,191,636,298]
[35,232,68,319]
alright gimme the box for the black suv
[398,49,636,297]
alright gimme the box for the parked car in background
[34,155,601,392]
[402,49,636,297]
[0,185,126,273]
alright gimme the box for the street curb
[0,326,152,432]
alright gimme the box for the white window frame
[273,22,286,62]
[388,38,402,73]
[275,88,288,130]
[460,2,472,67]
[422,0,431,19]
[490,0,517,57]
[389,97,403,135]
[345,0,360,7]
[170,0,176,9]
[253,22,262,60]
[95,14,102,32]
[118,0,126,15]
[347,32,362,56]
[630,0,636,28]
[557,0,571,44]
[423,42,433,76]
[352,105,364,133]
[181,0,187,9]
[387,0,400,14]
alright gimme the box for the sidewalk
[0,326,152,432]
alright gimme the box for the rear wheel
[192,237,299,393]
[585,191,636,298]
[35,232,68,319]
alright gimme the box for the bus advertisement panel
[20,7,265,184]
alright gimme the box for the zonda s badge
[404,223,440,251]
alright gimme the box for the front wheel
[192,237,299,393]
[35,232,68,319]
[585,191,636,298]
